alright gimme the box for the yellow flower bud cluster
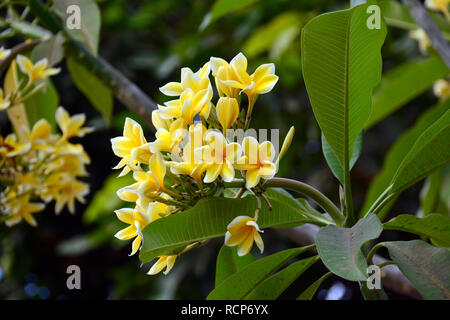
[111,53,297,275]
[0,107,92,227]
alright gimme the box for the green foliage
[140,189,313,263]
[203,0,261,29]
[301,2,386,169]
[31,33,65,67]
[315,214,382,281]
[24,79,59,131]
[66,57,113,124]
[361,100,450,217]
[244,256,319,300]
[322,132,362,184]
[391,110,450,194]
[8,20,52,39]
[207,247,310,299]
[384,214,450,247]
[297,272,332,300]
[384,240,450,299]
[215,245,255,287]
[366,56,450,128]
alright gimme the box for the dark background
[0,0,442,299]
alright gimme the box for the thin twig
[402,0,450,67]
[0,40,39,73]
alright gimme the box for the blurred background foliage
[0,0,448,299]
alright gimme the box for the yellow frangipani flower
[234,136,277,188]
[56,106,94,139]
[409,29,431,54]
[0,89,11,111]
[5,195,45,227]
[16,55,60,84]
[211,53,278,106]
[194,131,241,183]
[20,119,53,151]
[115,206,151,256]
[433,79,450,99]
[148,242,199,275]
[0,46,11,60]
[425,0,449,18]
[159,63,213,124]
[111,117,151,176]
[216,97,239,129]
[42,173,89,214]
[224,215,264,256]
[0,133,31,158]
[170,123,208,181]
[148,255,178,275]
[126,153,167,198]
[150,118,186,154]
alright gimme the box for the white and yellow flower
[216,97,239,129]
[433,79,450,100]
[56,106,93,139]
[425,0,449,19]
[0,47,11,60]
[4,194,44,227]
[0,89,11,111]
[409,29,431,54]
[17,55,60,84]
[224,215,264,256]
[194,131,241,183]
[235,136,277,188]
[111,117,151,176]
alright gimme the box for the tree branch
[0,40,39,73]
[279,224,422,299]
[402,0,450,68]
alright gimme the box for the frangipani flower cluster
[0,107,92,227]
[111,53,295,274]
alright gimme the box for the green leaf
[31,32,65,67]
[361,100,450,217]
[315,214,382,281]
[391,110,450,194]
[24,79,59,131]
[140,189,312,263]
[8,20,52,39]
[207,247,309,300]
[206,0,260,25]
[52,0,101,55]
[297,272,332,300]
[83,173,134,224]
[418,170,445,217]
[243,12,303,59]
[322,131,363,184]
[384,214,450,247]
[244,256,319,300]
[379,0,450,40]
[301,2,386,169]
[66,57,113,124]
[366,56,450,128]
[384,240,450,299]
[215,245,254,287]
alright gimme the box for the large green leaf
[301,2,386,168]
[66,57,113,124]
[366,56,450,128]
[315,214,382,281]
[297,272,332,300]
[8,20,52,39]
[140,189,312,263]
[244,256,319,300]
[207,247,308,300]
[52,0,101,55]
[379,0,450,40]
[361,100,450,217]
[418,171,445,217]
[24,79,59,131]
[322,131,362,184]
[215,245,254,287]
[384,240,450,299]
[391,110,450,194]
[384,214,450,247]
